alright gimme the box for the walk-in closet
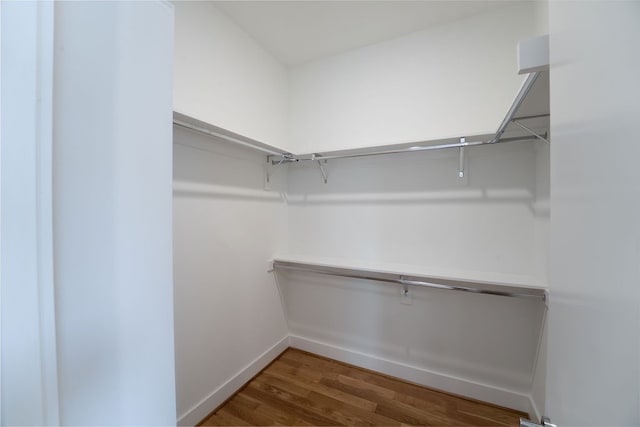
[173,1,552,424]
[2,1,639,426]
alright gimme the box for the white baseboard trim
[177,335,290,427]
[289,335,532,416]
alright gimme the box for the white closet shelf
[271,255,548,302]
[173,111,292,156]
[173,71,549,168]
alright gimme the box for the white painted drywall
[173,127,289,424]
[1,2,58,424]
[287,142,547,281]
[280,140,549,411]
[546,1,640,425]
[173,1,290,151]
[533,142,550,286]
[53,2,176,424]
[213,1,518,67]
[289,2,548,153]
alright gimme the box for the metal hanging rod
[269,134,543,165]
[272,260,547,302]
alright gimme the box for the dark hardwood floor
[200,348,527,426]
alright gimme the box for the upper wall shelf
[173,112,291,157]
[174,70,549,182]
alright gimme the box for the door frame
[0,1,59,424]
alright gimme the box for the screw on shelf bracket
[399,275,412,305]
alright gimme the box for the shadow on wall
[173,126,287,196]
[173,124,550,221]
[287,139,549,219]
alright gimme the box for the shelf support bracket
[511,120,550,144]
[458,137,466,178]
[265,154,296,190]
[400,275,409,296]
[312,154,328,184]
[264,156,274,190]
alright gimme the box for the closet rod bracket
[265,153,298,189]
[269,153,299,166]
[312,154,328,184]
[458,137,466,178]
[400,276,409,296]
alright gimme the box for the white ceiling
[213,1,515,67]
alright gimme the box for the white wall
[173,1,290,151]
[287,142,547,281]
[173,128,289,425]
[533,143,550,286]
[1,2,58,424]
[546,1,640,425]
[289,2,548,153]
[281,140,549,412]
[53,2,176,424]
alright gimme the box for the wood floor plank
[223,394,280,426]
[251,377,379,426]
[335,374,397,400]
[260,372,401,426]
[237,390,316,426]
[262,369,378,411]
[267,360,324,383]
[455,399,523,426]
[198,348,526,426]
[280,350,352,378]
[201,408,251,426]
[237,392,313,426]
[307,390,402,427]
[243,380,340,426]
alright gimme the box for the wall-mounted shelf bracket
[264,157,272,190]
[458,137,466,178]
[269,153,298,166]
[265,153,297,189]
[511,119,550,144]
[312,154,328,184]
